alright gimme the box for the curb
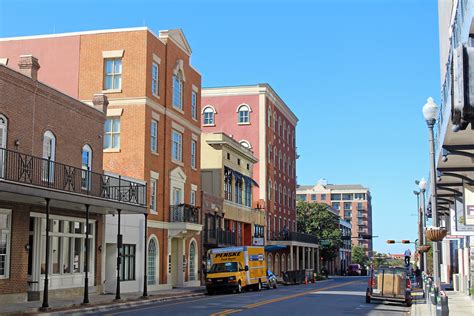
[19,291,206,315]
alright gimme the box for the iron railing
[268,231,318,244]
[203,228,239,246]
[0,147,146,207]
[169,204,200,223]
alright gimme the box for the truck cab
[206,261,248,294]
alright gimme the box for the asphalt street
[86,277,409,316]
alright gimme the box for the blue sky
[0,0,440,254]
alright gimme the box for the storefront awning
[264,245,287,252]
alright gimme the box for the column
[296,246,300,270]
[41,198,51,310]
[143,213,148,298]
[311,248,314,270]
[115,209,122,300]
[290,246,294,270]
[83,204,90,304]
[302,247,306,270]
[316,248,320,273]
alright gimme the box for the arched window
[283,123,286,142]
[283,154,286,173]
[268,144,272,161]
[237,104,250,124]
[279,150,282,170]
[173,70,183,110]
[148,238,157,285]
[268,179,272,201]
[283,186,287,206]
[281,253,286,273]
[273,113,277,131]
[273,146,277,165]
[279,184,282,204]
[267,253,273,272]
[42,130,56,182]
[275,254,280,275]
[81,145,92,190]
[267,108,271,127]
[189,241,197,281]
[240,140,251,149]
[0,115,7,178]
[274,183,277,203]
[202,106,215,125]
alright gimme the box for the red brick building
[0,27,202,291]
[0,57,146,304]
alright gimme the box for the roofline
[204,132,259,163]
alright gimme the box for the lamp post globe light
[422,97,441,288]
[418,177,427,272]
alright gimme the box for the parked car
[366,267,412,307]
[347,264,362,276]
[265,270,278,289]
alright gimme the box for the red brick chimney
[18,55,40,80]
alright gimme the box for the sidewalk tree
[352,245,369,267]
[296,202,342,263]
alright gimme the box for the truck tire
[207,289,214,295]
[236,281,242,294]
[406,298,412,307]
[256,280,262,291]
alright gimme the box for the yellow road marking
[210,280,362,316]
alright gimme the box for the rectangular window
[151,120,158,153]
[150,178,157,213]
[344,202,352,210]
[342,193,353,200]
[235,179,243,204]
[332,202,340,210]
[191,91,197,120]
[121,244,136,281]
[311,194,317,201]
[151,63,159,96]
[104,118,120,149]
[173,75,183,110]
[321,194,326,200]
[331,194,341,201]
[172,130,182,162]
[244,181,252,207]
[191,140,196,169]
[355,193,366,200]
[104,58,122,90]
[190,190,196,206]
[357,202,363,210]
[296,194,305,202]
[224,168,233,201]
[0,210,11,278]
[344,210,352,218]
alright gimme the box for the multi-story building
[0,57,146,303]
[339,219,352,275]
[200,132,265,271]
[297,179,373,257]
[0,27,203,290]
[202,85,319,275]
[427,0,474,294]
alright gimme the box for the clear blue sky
[0,0,440,254]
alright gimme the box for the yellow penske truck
[205,246,267,294]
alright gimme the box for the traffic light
[401,240,411,244]
[386,240,395,244]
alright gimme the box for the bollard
[436,293,449,316]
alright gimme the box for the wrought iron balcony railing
[203,228,239,246]
[169,204,200,224]
[268,231,319,244]
[0,147,146,207]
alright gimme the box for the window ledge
[172,159,184,167]
[192,117,198,122]
[238,122,251,126]
[102,89,122,94]
[151,151,159,157]
[104,148,121,153]
[203,123,215,127]
[173,106,184,114]
[191,167,198,171]
[152,93,160,99]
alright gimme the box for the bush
[471,284,474,297]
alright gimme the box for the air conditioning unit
[452,44,474,131]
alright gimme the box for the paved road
[88,277,409,316]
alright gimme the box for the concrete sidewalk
[0,287,206,315]
[411,289,474,315]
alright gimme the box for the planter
[425,228,448,242]
[417,245,431,253]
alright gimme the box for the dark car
[347,264,362,276]
[265,270,278,289]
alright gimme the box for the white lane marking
[310,290,366,296]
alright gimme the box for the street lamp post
[418,178,427,274]
[413,189,422,271]
[422,97,441,289]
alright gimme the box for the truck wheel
[256,281,262,291]
[406,298,412,307]
[236,281,242,294]
[273,282,277,289]
[207,289,214,295]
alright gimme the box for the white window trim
[150,178,157,214]
[151,62,159,98]
[151,119,158,154]
[171,130,183,163]
[102,50,124,58]
[103,58,123,92]
[0,209,11,279]
[191,140,197,170]
[202,106,216,126]
[104,117,121,151]
[236,104,251,125]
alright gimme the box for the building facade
[339,219,352,275]
[200,132,265,271]
[297,179,373,257]
[0,58,146,303]
[0,27,203,290]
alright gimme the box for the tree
[372,252,389,268]
[352,245,369,267]
[296,202,342,263]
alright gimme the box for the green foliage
[296,202,342,261]
[372,252,389,268]
[352,245,369,267]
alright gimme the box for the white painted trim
[239,139,252,149]
[258,92,267,200]
[152,53,161,64]
[171,121,185,133]
[172,59,186,82]
[150,170,160,179]
[106,108,123,117]
[151,111,160,121]
[188,238,198,282]
[191,184,198,191]
[236,103,253,113]
[0,58,8,65]
[102,50,124,58]
[192,84,199,93]
[201,105,217,114]
[102,89,122,94]
[191,133,198,141]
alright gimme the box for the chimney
[92,93,109,113]
[18,55,40,80]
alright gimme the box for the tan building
[297,179,373,257]
[201,132,265,267]
[0,27,202,291]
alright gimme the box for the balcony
[203,228,240,246]
[0,147,146,212]
[268,231,318,244]
[358,221,367,227]
[169,204,200,224]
